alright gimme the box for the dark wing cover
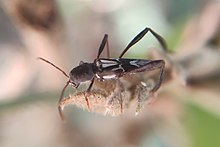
[97,58,152,76]
[118,58,152,72]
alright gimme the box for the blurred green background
[0,0,220,147]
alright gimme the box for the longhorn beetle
[38,27,167,120]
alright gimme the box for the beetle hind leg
[150,60,165,93]
[134,60,165,94]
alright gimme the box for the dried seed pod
[59,73,159,118]
[59,79,130,117]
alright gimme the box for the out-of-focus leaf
[184,103,220,147]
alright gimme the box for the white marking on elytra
[100,59,119,68]
[129,60,140,67]
[111,64,125,72]
[102,63,117,68]
[119,64,125,72]
[95,74,101,79]
[103,74,116,79]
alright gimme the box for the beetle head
[69,62,95,88]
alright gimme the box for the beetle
[38,27,167,120]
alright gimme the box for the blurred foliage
[184,103,220,147]
[0,92,58,111]
[1,0,220,147]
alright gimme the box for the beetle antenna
[37,57,69,78]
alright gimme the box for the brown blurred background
[0,0,220,147]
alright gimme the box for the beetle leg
[133,60,165,93]
[96,34,109,59]
[106,35,110,58]
[87,77,95,92]
[151,60,165,93]
[119,27,168,58]
[83,77,95,112]
[83,93,91,112]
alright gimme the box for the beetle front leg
[151,60,165,93]
[87,77,95,92]
[83,77,96,112]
